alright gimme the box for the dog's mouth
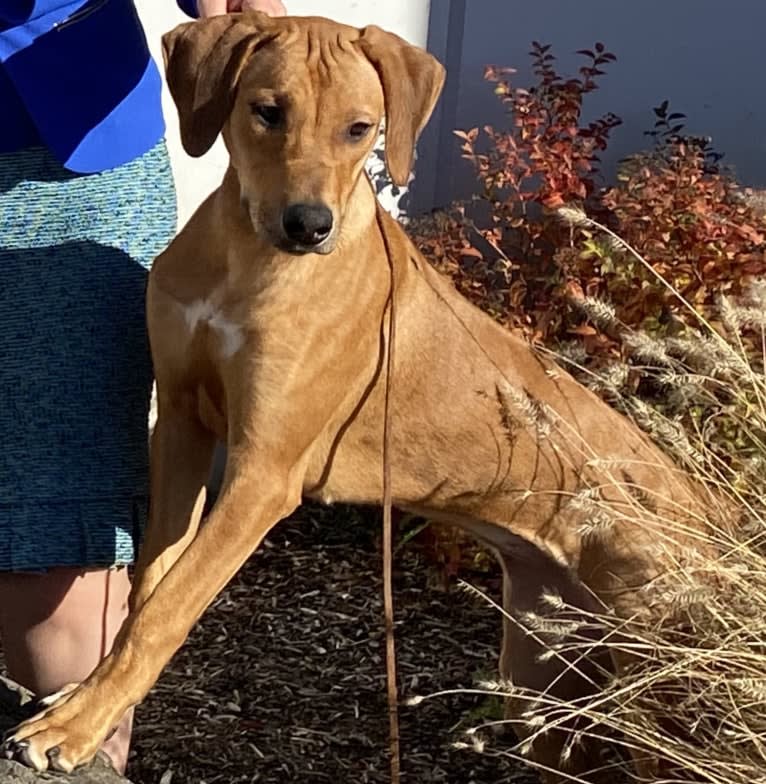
[274,235,337,256]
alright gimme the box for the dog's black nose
[282,203,334,247]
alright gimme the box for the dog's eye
[348,121,373,140]
[251,103,283,128]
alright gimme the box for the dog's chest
[169,297,245,439]
[185,310,229,427]
[182,298,244,360]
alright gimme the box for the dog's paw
[1,683,107,772]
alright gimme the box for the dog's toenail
[48,747,69,773]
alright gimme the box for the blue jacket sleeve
[177,0,199,17]
[1,0,166,172]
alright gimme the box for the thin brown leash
[376,203,400,784]
[373,202,515,783]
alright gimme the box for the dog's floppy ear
[357,26,445,187]
[162,13,277,157]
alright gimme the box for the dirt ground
[126,504,538,783]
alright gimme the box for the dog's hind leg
[471,525,613,783]
[129,408,216,613]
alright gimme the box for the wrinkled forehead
[236,22,384,112]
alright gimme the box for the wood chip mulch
[127,503,539,783]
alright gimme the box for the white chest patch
[184,299,245,359]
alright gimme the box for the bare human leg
[0,566,133,773]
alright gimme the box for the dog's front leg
[2,454,302,772]
[130,407,216,613]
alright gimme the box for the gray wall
[413,0,766,212]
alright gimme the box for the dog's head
[163,13,445,254]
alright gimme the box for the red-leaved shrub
[411,43,766,360]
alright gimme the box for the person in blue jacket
[0,0,284,772]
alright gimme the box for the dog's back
[305,206,704,571]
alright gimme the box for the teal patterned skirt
[0,140,176,571]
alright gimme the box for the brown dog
[4,12,709,781]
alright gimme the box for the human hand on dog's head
[237,0,286,13]
[197,0,286,17]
